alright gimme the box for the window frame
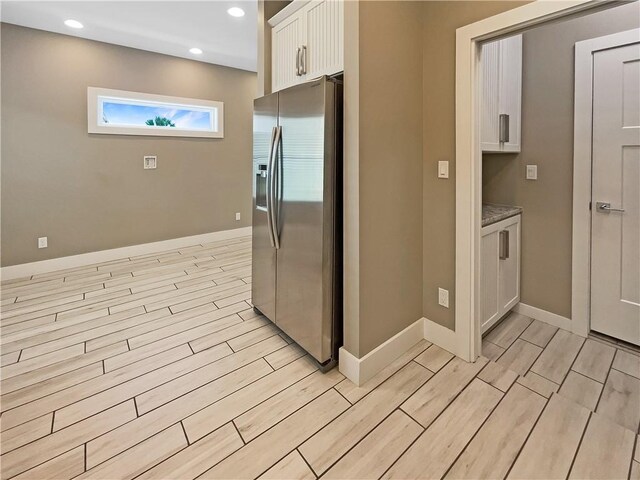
[87,87,224,138]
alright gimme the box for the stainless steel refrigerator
[251,76,342,368]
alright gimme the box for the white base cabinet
[481,214,521,333]
[270,0,344,93]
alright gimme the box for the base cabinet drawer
[481,214,521,333]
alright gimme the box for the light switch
[144,156,157,169]
[438,161,449,179]
[526,165,537,180]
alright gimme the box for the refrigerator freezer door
[275,78,336,363]
[252,93,279,322]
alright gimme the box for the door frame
[454,0,625,362]
[572,28,640,338]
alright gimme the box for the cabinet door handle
[301,45,307,75]
[295,47,301,76]
[499,114,510,143]
[499,230,510,260]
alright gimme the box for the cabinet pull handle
[499,114,510,143]
[301,45,307,75]
[499,230,510,260]
[295,47,301,76]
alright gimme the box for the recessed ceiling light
[64,19,84,29]
[227,7,245,17]
[189,47,203,55]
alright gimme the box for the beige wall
[1,24,256,267]
[350,1,423,356]
[483,2,639,319]
[422,1,526,330]
[346,1,525,354]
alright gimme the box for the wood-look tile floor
[1,234,639,479]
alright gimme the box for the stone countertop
[482,203,523,227]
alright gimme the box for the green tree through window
[145,116,176,127]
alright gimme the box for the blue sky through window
[102,101,213,130]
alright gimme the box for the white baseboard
[423,317,459,356]
[337,348,361,386]
[1,227,252,281]
[339,303,575,387]
[514,302,572,332]
[339,317,425,386]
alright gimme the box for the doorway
[454,1,640,362]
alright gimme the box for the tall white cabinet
[481,35,522,153]
[481,215,521,333]
[270,0,344,93]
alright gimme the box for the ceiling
[0,1,258,71]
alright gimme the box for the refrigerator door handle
[266,127,277,248]
[270,126,282,249]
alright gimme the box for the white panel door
[272,13,304,92]
[591,42,640,346]
[304,0,344,80]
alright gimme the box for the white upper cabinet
[305,0,344,79]
[272,13,305,93]
[481,35,522,153]
[270,0,344,93]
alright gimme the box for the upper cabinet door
[271,0,344,93]
[304,0,344,80]
[498,35,522,152]
[272,12,305,93]
[481,35,522,153]
[481,40,501,150]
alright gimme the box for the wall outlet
[235,212,241,221]
[526,164,537,180]
[38,237,48,249]
[438,288,449,308]
[438,161,449,179]
[143,156,157,169]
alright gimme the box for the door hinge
[589,201,592,211]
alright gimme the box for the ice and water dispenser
[256,164,268,210]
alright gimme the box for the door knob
[596,202,625,213]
